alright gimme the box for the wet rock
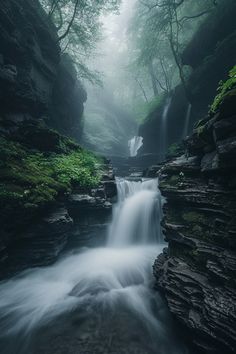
[0,208,73,278]
[103,180,117,199]
[213,116,236,142]
[201,151,219,172]
[155,93,236,353]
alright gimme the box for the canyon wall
[154,83,236,353]
[0,0,115,278]
[0,0,86,141]
[139,0,236,156]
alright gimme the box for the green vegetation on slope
[0,126,102,215]
[210,65,236,113]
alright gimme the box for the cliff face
[0,0,86,141]
[0,0,110,278]
[154,89,236,353]
[49,55,87,140]
[139,86,189,156]
[183,0,236,116]
[139,0,236,156]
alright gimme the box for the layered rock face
[0,0,110,278]
[49,54,87,140]
[0,0,86,140]
[154,93,236,353]
[0,160,116,279]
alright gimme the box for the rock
[201,151,219,172]
[103,180,117,199]
[68,194,112,216]
[213,116,236,142]
[49,54,87,140]
[217,137,236,160]
[0,208,73,278]
[155,91,236,353]
[0,0,60,117]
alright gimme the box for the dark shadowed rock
[154,93,236,353]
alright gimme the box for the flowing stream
[0,178,187,354]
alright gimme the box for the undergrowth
[0,135,102,213]
[210,65,236,113]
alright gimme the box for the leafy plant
[0,136,102,211]
[210,65,236,113]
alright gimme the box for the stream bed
[0,178,188,354]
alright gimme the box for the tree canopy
[40,0,121,83]
[128,0,219,98]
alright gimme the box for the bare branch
[58,0,79,42]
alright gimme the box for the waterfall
[128,136,143,157]
[0,178,187,354]
[183,103,192,138]
[108,178,163,246]
[160,96,172,159]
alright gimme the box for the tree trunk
[148,61,159,97]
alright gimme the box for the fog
[81,0,225,157]
[82,0,139,157]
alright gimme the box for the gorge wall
[154,82,236,353]
[139,0,236,156]
[0,0,86,141]
[0,0,116,278]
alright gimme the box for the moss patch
[0,134,102,216]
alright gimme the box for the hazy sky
[102,0,136,45]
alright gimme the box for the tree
[40,0,121,84]
[128,0,219,97]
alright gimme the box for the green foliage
[0,136,102,211]
[134,94,166,123]
[52,151,102,188]
[40,0,121,84]
[128,0,216,97]
[167,142,184,157]
[210,65,236,113]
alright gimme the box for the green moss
[0,135,102,212]
[210,65,236,113]
[134,93,166,123]
[167,143,184,158]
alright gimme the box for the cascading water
[108,178,163,246]
[0,178,187,354]
[160,96,172,159]
[128,136,143,157]
[182,103,192,139]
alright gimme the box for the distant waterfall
[108,178,163,246]
[183,103,192,138]
[160,96,172,159]
[128,136,143,157]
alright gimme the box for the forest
[0,0,235,353]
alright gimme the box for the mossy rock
[11,120,80,154]
[0,131,103,229]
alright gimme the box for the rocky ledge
[0,151,117,279]
[154,88,236,353]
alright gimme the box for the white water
[108,178,163,246]
[183,103,192,139]
[160,96,172,159]
[128,136,143,157]
[0,178,187,354]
